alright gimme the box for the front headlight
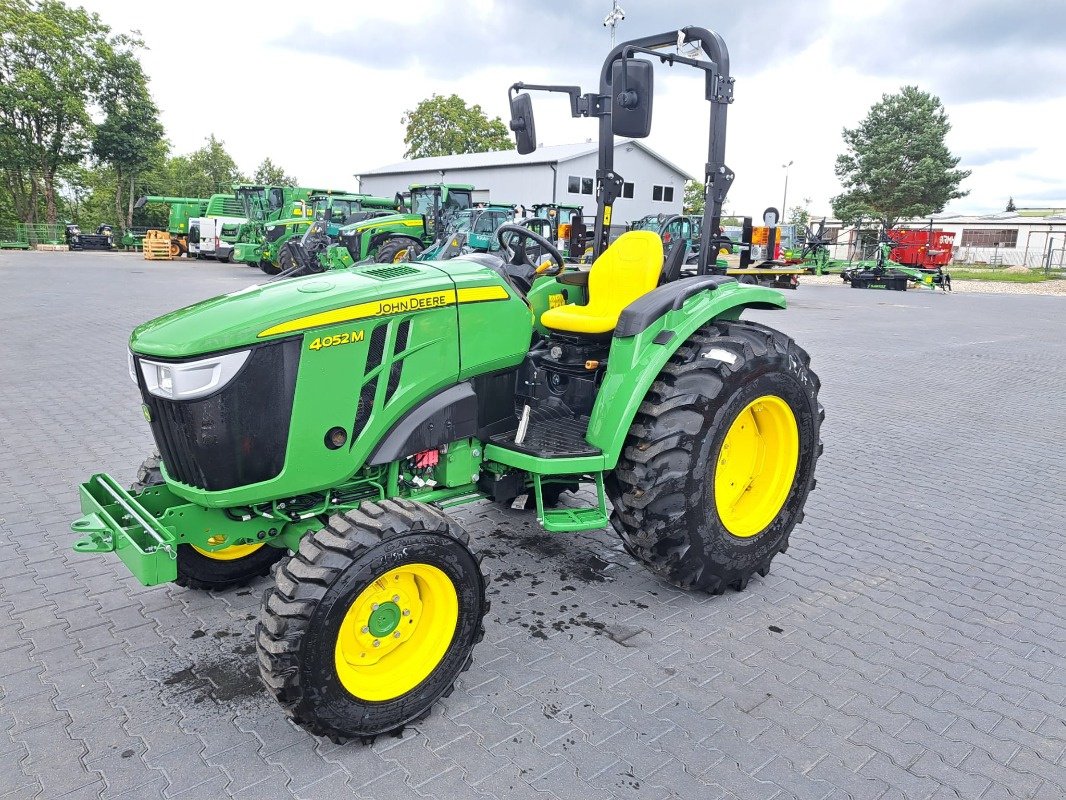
[138,350,250,400]
[128,350,137,383]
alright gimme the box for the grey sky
[81,0,1066,216]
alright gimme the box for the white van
[190,216,245,261]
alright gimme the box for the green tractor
[341,183,475,263]
[260,193,396,275]
[70,26,821,741]
[133,195,210,257]
[531,203,583,238]
[231,185,337,267]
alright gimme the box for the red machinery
[890,228,955,267]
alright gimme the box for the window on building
[652,184,674,202]
[960,228,1017,248]
[581,177,594,195]
[622,182,634,199]
[567,176,580,194]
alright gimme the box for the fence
[0,223,66,246]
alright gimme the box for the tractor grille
[350,320,411,443]
[136,339,301,491]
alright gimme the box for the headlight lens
[138,350,250,400]
[127,350,137,383]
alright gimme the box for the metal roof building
[355,141,694,224]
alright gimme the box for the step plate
[489,413,600,459]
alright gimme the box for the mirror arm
[510,83,607,119]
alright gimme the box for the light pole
[603,1,625,48]
[781,160,793,222]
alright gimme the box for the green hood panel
[129,264,462,358]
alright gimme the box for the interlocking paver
[1,251,1064,799]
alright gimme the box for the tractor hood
[342,212,422,235]
[130,264,457,358]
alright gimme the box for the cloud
[832,0,1066,102]
[961,146,1036,166]
[274,1,819,79]
[1019,187,1066,205]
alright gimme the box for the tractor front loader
[71,25,821,742]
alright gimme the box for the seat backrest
[660,238,686,285]
[586,231,664,312]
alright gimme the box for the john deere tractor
[260,193,396,275]
[71,26,821,742]
[341,183,475,263]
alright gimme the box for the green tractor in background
[133,196,210,257]
[70,26,821,742]
[531,202,583,239]
[260,192,396,275]
[341,183,475,263]
[231,184,338,267]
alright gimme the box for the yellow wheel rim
[392,248,409,262]
[714,394,799,538]
[190,542,265,561]
[334,563,458,701]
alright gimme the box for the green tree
[253,157,298,186]
[0,0,141,223]
[831,86,969,227]
[683,180,705,214]
[1005,196,1016,212]
[92,51,165,231]
[186,135,244,194]
[787,204,810,227]
[402,94,511,159]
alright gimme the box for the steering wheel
[496,223,565,277]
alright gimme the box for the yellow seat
[540,231,663,334]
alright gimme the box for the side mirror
[611,58,654,138]
[509,92,537,155]
[394,192,405,211]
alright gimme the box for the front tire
[260,255,282,275]
[257,499,488,741]
[609,320,822,594]
[130,453,285,590]
[375,239,422,263]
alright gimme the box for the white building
[355,141,693,225]
[818,209,1066,268]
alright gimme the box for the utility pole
[603,1,625,48]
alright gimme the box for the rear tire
[129,453,285,591]
[376,239,422,263]
[257,499,488,741]
[609,320,822,594]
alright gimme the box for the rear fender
[586,278,786,467]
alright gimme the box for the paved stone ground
[1,250,1064,800]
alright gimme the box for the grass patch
[949,269,1061,283]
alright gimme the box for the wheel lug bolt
[373,639,380,647]
[361,625,369,633]
[393,631,401,638]
[402,609,410,617]
[372,603,379,610]
[392,595,400,602]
